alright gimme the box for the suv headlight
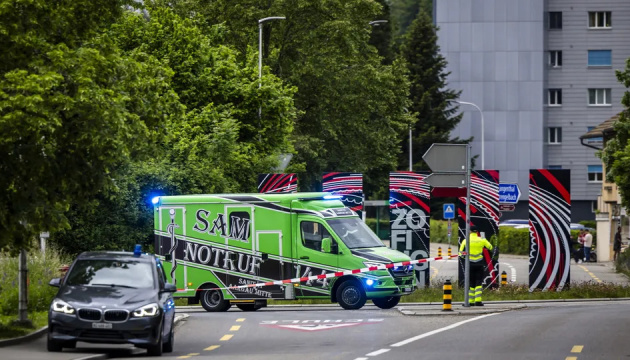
[133,303,159,317]
[51,299,75,315]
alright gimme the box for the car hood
[56,285,158,309]
[350,247,412,264]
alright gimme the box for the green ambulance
[153,193,416,311]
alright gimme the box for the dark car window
[327,218,385,249]
[65,259,155,289]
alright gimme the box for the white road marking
[366,349,390,356]
[500,262,517,282]
[390,313,500,347]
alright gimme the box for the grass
[175,280,630,307]
[0,311,48,339]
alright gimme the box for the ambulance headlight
[365,279,374,286]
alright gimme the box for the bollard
[501,270,507,286]
[447,247,452,256]
[442,279,453,311]
[437,247,442,257]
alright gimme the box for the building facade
[435,0,630,220]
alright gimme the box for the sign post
[423,144,472,307]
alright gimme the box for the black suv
[47,247,176,356]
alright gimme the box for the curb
[0,313,189,350]
[397,304,527,316]
[0,326,48,348]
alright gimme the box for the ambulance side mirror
[321,237,332,253]
[164,254,172,262]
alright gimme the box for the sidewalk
[398,302,527,316]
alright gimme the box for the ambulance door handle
[300,256,309,260]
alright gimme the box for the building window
[549,51,562,67]
[549,12,562,29]
[548,89,562,106]
[548,165,563,170]
[547,127,562,144]
[588,50,612,66]
[589,12,611,28]
[588,89,611,106]
[587,165,603,182]
[591,200,598,213]
[586,126,603,145]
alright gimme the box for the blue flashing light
[151,196,161,205]
[134,244,142,257]
[365,279,374,286]
[323,195,343,200]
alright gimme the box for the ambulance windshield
[327,218,385,249]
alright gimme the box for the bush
[0,250,67,315]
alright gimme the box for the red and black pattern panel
[321,172,364,212]
[529,169,571,291]
[457,170,500,288]
[257,173,297,194]
[389,171,431,287]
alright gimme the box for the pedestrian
[459,225,493,306]
[583,229,593,262]
[568,235,582,264]
[613,226,622,262]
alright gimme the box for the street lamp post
[454,100,485,170]
[369,20,388,26]
[258,16,286,120]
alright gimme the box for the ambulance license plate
[92,322,112,329]
[403,287,412,293]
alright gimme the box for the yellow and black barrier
[447,247,452,256]
[442,279,453,312]
[437,247,442,257]
[501,270,508,286]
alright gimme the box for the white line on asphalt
[366,348,390,356]
[500,262,517,282]
[354,358,369,360]
[390,313,500,347]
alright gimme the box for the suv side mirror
[163,283,177,293]
[49,278,61,287]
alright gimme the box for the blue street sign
[499,183,521,204]
[443,203,455,219]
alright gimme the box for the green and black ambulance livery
[153,193,415,311]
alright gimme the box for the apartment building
[434,0,630,220]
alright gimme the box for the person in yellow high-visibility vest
[459,225,493,306]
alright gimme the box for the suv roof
[76,251,155,263]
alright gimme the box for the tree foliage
[397,10,463,171]
[0,0,181,249]
[50,6,298,254]
[601,58,630,209]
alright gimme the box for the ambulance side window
[300,221,332,252]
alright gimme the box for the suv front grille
[78,308,101,321]
[104,309,128,322]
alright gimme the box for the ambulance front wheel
[337,280,367,310]
[200,287,232,312]
[372,296,400,309]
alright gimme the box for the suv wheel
[147,324,163,356]
[47,332,63,352]
[162,327,174,353]
[200,287,231,312]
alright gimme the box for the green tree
[0,0,181,249]
[369,0,394,64]
[398,10,463,171]
[601,57,630,208]
[51,6,298,254]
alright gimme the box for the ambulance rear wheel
[337,280,366,310]
[372,296,400,309]
[200,288,231,312]
[236,303,263,312]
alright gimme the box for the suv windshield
[327,218,385,249]
[65,259,155,289]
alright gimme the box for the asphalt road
[4,301,630,359]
